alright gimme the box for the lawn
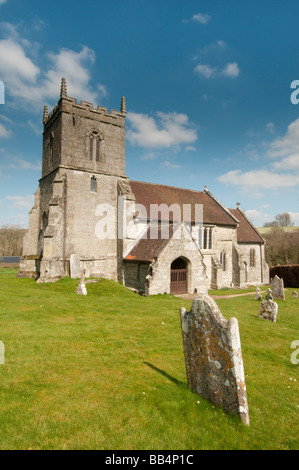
[0,268,298,450]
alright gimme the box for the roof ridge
[129,179,205,195]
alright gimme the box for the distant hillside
[257,226,299,235]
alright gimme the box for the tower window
[96,138,100,162]
[91,176,97,192]
[88,131,104,162]
[89,136,94,161]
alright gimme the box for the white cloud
[289,212,299,225]
[245,209,271,225]
[162,161,181,169]
[0,0,7,5]
[221,62,240,78]
[8,157,41,170]
[127,111,197,149]
[217,169,299,189]
[268,118,299,158]
[266,122,275,133]
[0,26,105,110]
[194,62,240,79]
[5,195,34,210]
[183,12,211,24]
[194,64,216,79]
[272,154,299,170]
[0,123,11,138]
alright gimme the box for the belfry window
[89,136,94,161]
[49,132,54,166]
[96,138,100,162]
[88,131,103,162]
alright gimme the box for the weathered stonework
[180,295,249,425]
[271,275,285,301]
[259,300,278,322]
[292,291,298,298]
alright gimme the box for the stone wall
[146,224,209,295]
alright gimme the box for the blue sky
[0,0,299,228]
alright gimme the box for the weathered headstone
[266,288,273,301]
[180,295,249,426]
[76,270,87,295]
[271,275,285,300]
[292,291,298,298]
[70,254,81,279]
[259,300,278,322]
[255,287,262,301]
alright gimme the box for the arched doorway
[170,257,188,294]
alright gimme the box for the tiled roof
[124,224,173,262]
[229,208,265,244]
[129,181,238,226]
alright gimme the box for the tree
[274,212,293,227]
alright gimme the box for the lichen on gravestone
[180,295,249,425]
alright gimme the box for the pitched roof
[229,208,265,244]
[129,181,238,226]
[124,224,174,262]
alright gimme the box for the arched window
[250,248,256,267]
[220,251,226,271]
[49,132,54,166]
[88,131,104,162]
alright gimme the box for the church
[18,78,269,295]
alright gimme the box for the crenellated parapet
[43,77,126,131]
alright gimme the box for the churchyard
[0,267,298,450]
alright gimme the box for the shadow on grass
[144,361,188,390]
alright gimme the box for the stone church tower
[19,78,128,282]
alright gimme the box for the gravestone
[292,291,298,298]
[180,295,249,426]
[255,287,262,300]
[76,270,87,295]
[271,275,285,300]
[70,254,81,279]
[259,300,278,322]
[266,288,273,301]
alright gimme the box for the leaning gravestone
[259,300,278,322]
[180,295,249,426]
[292,291,298,298]
[271,275,285,300]
[70,254,81,279]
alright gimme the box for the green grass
[0,268,298,450]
